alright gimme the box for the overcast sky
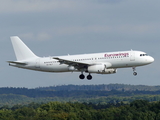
[1,0,159,88]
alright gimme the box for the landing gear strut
[132,67,137,76]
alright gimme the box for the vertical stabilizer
[10,36,38,61]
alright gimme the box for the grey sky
[1,0,159,88]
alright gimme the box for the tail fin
[10,36,38,61]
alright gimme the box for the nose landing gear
[132,67,137,76]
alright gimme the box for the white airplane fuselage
[8,36,154,80]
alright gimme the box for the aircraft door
[35,58,40,68]
[130,51,135,61]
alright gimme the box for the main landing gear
[79,74,85,79]
[132,67,137,76]
[79,73,92,80]
[87,74,92,80]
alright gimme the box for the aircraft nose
[148,56,154,63]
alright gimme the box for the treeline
[1,94,160,107]
[1,84,160,107]
[1,86,160,98]
[36,84,160,91]
[1,84,160,98]
[0,100,160,120]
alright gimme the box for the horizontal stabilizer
[7,61,27,65]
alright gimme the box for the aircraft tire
[79,74,85,79]
[133,72,137,76]
[87,74,92,80]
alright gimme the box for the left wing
[53,57,94,70]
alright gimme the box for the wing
[53,57,93,70]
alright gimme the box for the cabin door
[35,58,40,68]
[130,51,135,61]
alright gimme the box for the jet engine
[100,68,117,74]
[87,64,117,74]
[68,66,76,71]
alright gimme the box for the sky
[0,0,159,88]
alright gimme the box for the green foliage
[1,84,160,107]
[0,100,160,119]
[2,84,160,119]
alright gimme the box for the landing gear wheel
[79,74,85,79]
[87,74,92,80]
[133,72,137,76]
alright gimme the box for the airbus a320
[7,36,154,80]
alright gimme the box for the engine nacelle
[68,66,76,71]
[100,68,117,74]
[87,64,117,74]
[87,65,104,73]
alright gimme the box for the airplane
[7,36,154,80]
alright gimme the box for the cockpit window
[140,54,148,56]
